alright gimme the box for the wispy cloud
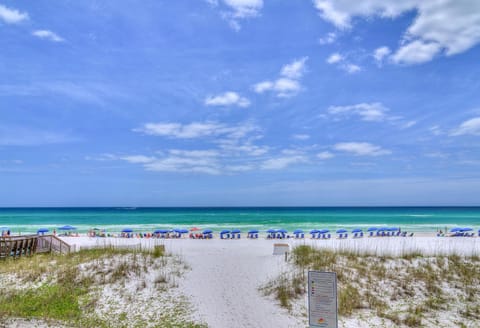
[334,142,391,156]
[32,30,64,42]
[253,57,308,98]
[0,4,28,24]
[313,0,480,64]
[450,117,480,136]
[207,0,263,31]
[318,32,337,45]
[0,125,77,146]
[261,154,307,170]
[317,151,334,160]
[373,46,391,65]
[292,134,310,140]
[204,91,250,107]
[326,52,361,73]
[328,102,389,121]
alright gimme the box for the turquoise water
[0,207,479,234]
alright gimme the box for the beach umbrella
[277,229,288,234]
[266,229,277,233]
[352,228,363,233]
[37,228,49,233]
[154,229,169,234]
[450,227,462,232]
[248,229,259,234]
[388,227,399,231]
[59,225,76,230]
[231,229,241,233]
[461,227,473,232]
[336,229,348,234]
[220,230,231,234]
[310,229,320,234]
[190,227,201,232]
[121,228,133,233]
[319,229,330,234]
[367,227,378,232]
[293,229,304,234]
[179,229,189,234]
[203,229,213,234]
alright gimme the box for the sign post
[308,271,338,328]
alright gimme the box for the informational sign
[308,271,338,328]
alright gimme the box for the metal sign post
[308,271,338,328]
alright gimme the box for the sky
[1,0,480,206]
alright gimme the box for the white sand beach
[60,235,480,328]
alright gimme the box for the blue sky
[1,0,480,206]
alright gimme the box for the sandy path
[168,239,302,328]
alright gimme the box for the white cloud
[313,0,480,64]
[317,151,335,160]
[32,30,64,42]
[429,125,443,136]
[319,32,337,45]
[280,57,308,79]
[134,122,241,139]
[261,155,307,170]
[326,53,343,64]
[121,155,156,164]
[204,91,250,107]
[328,102,389,121]
[373,46,391,63]
[343,63,361,73]
[292,134,310,140]
[0,4,28,24]
[450,117,480,136]
[334,142,391,156]
[253,57,308,98]
[208,0,263,31]
[392,40,442,64]
[326,53,361,73]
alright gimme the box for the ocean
[0,207,479,234]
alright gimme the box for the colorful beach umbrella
[59,225,76,230]
[190,227,201,232]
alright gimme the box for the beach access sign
[308,271,338,328]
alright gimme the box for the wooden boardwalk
[0,234,71,259]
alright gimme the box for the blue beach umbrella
[231,229,241,233]
[352,228,363,233]
[220,230,231,234]
[59,225,76,230]
[319,229,330,234]
[277,229,288,234]
[154,229,169,234]
[37,228,49,233]
[203,229,213,234]
[461,227,473,232]
[388,227,399,231]
[310,229,320,234]
[450,227,462,232]
[336,229,348,234]
[367,227,378,232]
[248,229,259,234]
[266,229,277,233]
[293,229,304,234]
[121,228,134,233]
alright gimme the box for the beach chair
[360,232,364,237]
[409,232,414,237]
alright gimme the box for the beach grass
[0,247,205,327]
[261,245,480,327]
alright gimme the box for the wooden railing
[0,234,71,259]
[37,235,71,254]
